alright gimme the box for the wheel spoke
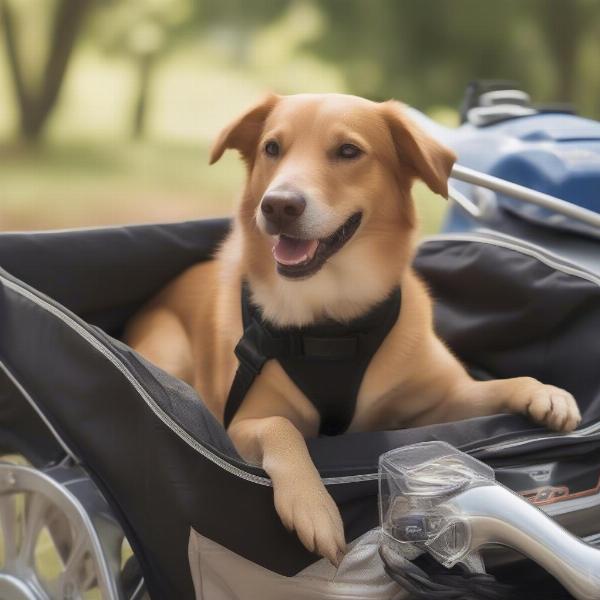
[19,492,48,563]
[0,494,19,564]
[80,551,98,591]
[45,506,72,562]
[0,465,121,599]
[57,533,89,597]
[27,572,53,600]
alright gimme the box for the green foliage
[308,0,600,116]
[3,0,600,144]
[90,0,194,57]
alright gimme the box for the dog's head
[210,93,455,294]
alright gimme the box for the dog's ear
[380,100,456,197]
[209,93,280,166]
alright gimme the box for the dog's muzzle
[260,190,306,235]
[271,211,363,280]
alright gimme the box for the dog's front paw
[273,474,346,566]
[512,379,581,432]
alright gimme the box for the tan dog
[125,93,581,565]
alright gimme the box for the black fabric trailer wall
[1,218,599,599]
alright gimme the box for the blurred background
[1,0,599,233]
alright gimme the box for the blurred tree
[309,0,600,116]
[91,0,288,138]
[198,0,289,65]
[0,0,94,141]
[91,0,193,139]
[130,22,165,139]
[533,0,599,103]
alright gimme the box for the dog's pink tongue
[273,236,318,266]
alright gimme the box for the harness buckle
[302,336,358,360]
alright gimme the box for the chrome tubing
[379,441,600,600]
[446,484,600,600]
[449,163,600,229]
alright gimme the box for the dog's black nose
[261,190,306,230]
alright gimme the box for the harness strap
[223,317,360,428]
[224,282,401,435]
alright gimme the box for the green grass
[0,141,243,230]
[0,141,445,234]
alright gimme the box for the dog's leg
[407,364,581,432]
[228,415,346,565]
[448,376,582,432]
[125,306,194,384]
[390,337,581,432]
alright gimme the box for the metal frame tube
[449,164,600,229]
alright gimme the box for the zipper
[1,274,381,487]
[1,229,598,485]
[471,427,600,456]
[422,231,600,286]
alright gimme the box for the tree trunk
[132,55,154,140]
[537,0,586,103]
[0,0,93,142]
[0,0,33,136]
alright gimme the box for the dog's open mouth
[272,212,362,279]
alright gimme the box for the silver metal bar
[447,485,600,600]
[381,441,600,600]
[450,163,600,229]
[447,184,483,218]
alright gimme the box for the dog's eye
[337,143,362,160]
[264,140,280,157]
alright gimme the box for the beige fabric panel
[188,528,407,599]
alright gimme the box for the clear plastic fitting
[378,441,600,600]
[379,441,494,568]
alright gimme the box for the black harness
[224,283,402,435]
